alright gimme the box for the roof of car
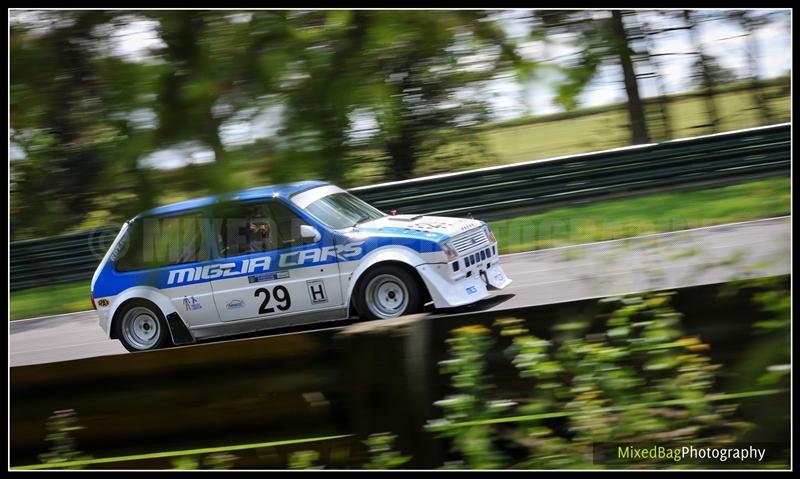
[132,180,330,220]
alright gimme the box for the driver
[241,205,275,253]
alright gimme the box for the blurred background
[9,9,790,241]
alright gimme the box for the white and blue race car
[91,181,511,351]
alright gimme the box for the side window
[269,202,316,248]
[214,201,315,257]
[115,212,209,271]
[215,202,278,257]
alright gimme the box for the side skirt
[188,307,350,340]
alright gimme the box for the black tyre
[354,264,424,320]
[114,299,171,352]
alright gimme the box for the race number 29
[254,286,291,314]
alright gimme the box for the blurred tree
[10,11,161,238]
[146,11,294,194]
[609,11,650,145]
[691,54,737,88]
[362,11,532,180]
[278,10,533,182]
[683,10,725,133]
[11,10,531,236]
[536,10,651,144]
[725,10,779,126]
[630,12,676,141]
[275,10,371,184]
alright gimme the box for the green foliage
[721,276,790,388]
[750,285,791,339]
[362,433,411,469]
[169,452,237,470]
[273,433,411,470]
[430,324,512,469]
[38,409,92,469]
[534,11,619,113]
[171,456,200,470]
[431,292,753,469]
[288,450,323,470]
[555,49,602,110]
[203,452,239,469]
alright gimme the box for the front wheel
[355,265,424,321]
[114,300,171,352]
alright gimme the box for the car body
[90,180,511,351]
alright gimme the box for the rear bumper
[97,308,112,337]
[416,258,511,309]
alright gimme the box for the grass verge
[490,177,790,254]
[10,280,91,321]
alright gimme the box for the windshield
[304,192,386,230]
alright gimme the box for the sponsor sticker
[226,299,245,310]
[466,286,478,295]
[248,270,290,284]
[183,296,202,311]
[97,298,109,307]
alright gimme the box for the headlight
[439,240,458,261]
[483,226,497,244]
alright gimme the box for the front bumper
[415,252,511,309]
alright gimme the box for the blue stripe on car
[92,233,442,297]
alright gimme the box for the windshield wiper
[353,215,373,227]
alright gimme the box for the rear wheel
[114,300,171,352]
[355,265,424,320]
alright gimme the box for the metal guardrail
[10,227,118,291]
[9,124,790,291]
[351,123,790,217]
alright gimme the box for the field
[349,80,790,183]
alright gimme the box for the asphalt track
[9,216,790,367]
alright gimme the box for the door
[208,199,344,322]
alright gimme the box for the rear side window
[115,212,209,272]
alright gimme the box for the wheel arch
[106,286,178,340]
[345,245,434,316]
